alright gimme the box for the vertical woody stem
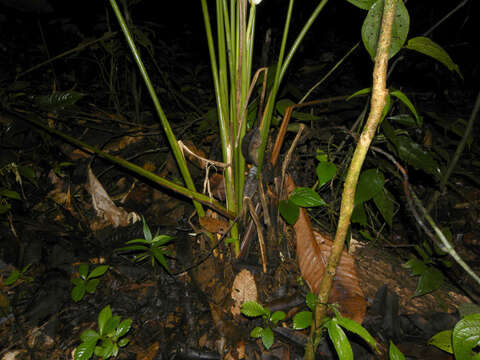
[304,0,397,358]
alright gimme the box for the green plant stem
[8,111,233,219]
[257,0,330,172]
[201,0,235,215]
[304,0,396,358]
[108,0,205,218]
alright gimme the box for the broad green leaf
[85,279,100,294]
[111,344,119,358]
[361,0,410,60]
[278,200,299,225]
[241,301,267,317]
[336,316,378,350]
[74,340,96,360]
[18,166,37,187]
[261,327,274,350]
[428,330,453,354]
[72,285,86,302]
[250,326,264,338]
[403,257,427,276]
[103,315,121,336]
[316,162,337,188]
[405,37,462,79]
[327,319,353,360]
[118,337,130,347]
[270,311,286,324]
[141,216,152,242]
[389,341,405,360]
[102,338,115,357]
[390,90,421,125]
[453,314,480,359]
[413,266,443,297]
[71,278,83,286]
[78,264,89,278]
[351,203,367,226]
[346,87,371,101]
[346,0,375,10]
[373,188,394,228]
[98,305,112,336]
[94,345,105,357]
[0,189,21,200]
[293,311,313,330]
[80,329,100,343]
[290,187,326,207]
[276,98,295,115]
[355,169,385,206]
[394,136,441,178]
[88,265,109,279]
[116,319,132,338]
[306,292,318,311]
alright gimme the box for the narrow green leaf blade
[405,37,462,79]
[336,316,378,351]
[389,341,406,360]
[327,319,354,360]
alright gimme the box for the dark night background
[1,0,478,92]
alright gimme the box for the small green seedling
[4,263,33,286]
[74,305,131,360]
[116,216,174,273]
[241,301,286,350]
[293,292,378,359]
[71,264,109,302]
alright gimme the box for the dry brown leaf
[230,269,258,317]
[88,166,140,228]
[285,175,366,323]
[199,215,229,234]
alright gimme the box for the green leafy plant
[241,301,286,350]
[74,305,131,360]
[71,264,109,302]
[116,216,174,273]
[292,292,378,359]
[428,304,480,360]
[4,263,34,286]
[402,228,453,297]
